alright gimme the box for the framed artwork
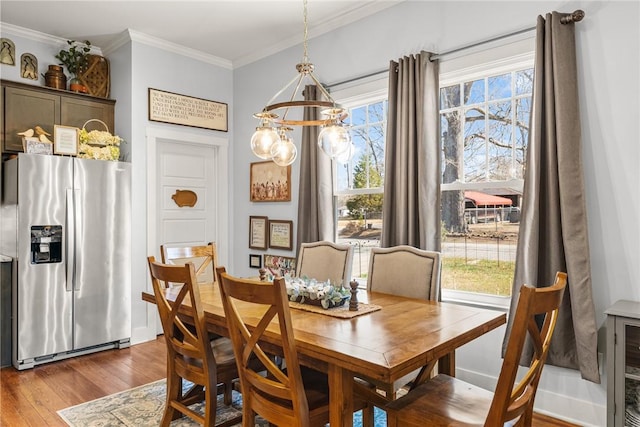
[249,216,268,249]
[250,161,291,202]
[53,125,79,156]
[23,137,52,155]
[263,254,297,277]
[249,254,262,269]
[148,88,228,132]
[268,219,293,250]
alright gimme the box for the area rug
[57,378,387,426]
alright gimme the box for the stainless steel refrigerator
[1,153,131,370]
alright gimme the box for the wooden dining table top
[142,281,506,427]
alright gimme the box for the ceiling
[0,0,404,67]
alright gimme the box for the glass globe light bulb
[251,126,279,159]
[318,123,351,159]
[271,135,298,166]
[335,142,355,164]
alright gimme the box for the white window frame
[439,41,535,309]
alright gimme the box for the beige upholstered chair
[386,272,568,427]
[356,245,441,426]
[160,242,218,285]
[295,241,353,286]
[366,245,441,301]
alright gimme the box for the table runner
[288,301,381,318]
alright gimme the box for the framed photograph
[268,220,293,250]
[53,125,79,156]
[23,137,52,155]
[250,161,291,202]
[249,216,268,250]
[263,254,297,277]
[249,254,262,269]
[148,88,228,132]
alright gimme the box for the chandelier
[250,0,352,166]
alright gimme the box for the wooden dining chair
[385,272,568,427]
[355,245,442,425]
[161,242,219,285]
[295,241,353,286]
[216,266,366,427]
[147,256,241,427]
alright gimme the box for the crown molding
[124,29,232,70]
[232,0,403,68]
[0,22,231,70]
[0,22,104,55]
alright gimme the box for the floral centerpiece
[78,119,123,161]
[285,276,350,309]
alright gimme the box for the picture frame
[250,161,291,202]
[23,137,52,155]
[148,88,228,132]
[249,215,268,250]
[268,219,293,250]
[249,254,262,269]
[53,125,79,156]
[263,254,297,277]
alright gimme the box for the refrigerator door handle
[73,189,81,291]
[65,189,75,292]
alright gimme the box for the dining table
[142,281,506,427]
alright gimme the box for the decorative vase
[43,65,66,89]
[69,77,87,93]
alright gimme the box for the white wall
[232,1,639,425]
[2,1,638,424]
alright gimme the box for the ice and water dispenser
[30,226,62,264]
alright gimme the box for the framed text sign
[148,88,228,132]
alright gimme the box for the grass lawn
[442,257,515,296]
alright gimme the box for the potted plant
[55,40,91,93]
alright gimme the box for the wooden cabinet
[606,300,640,427]
[1,80,115,153]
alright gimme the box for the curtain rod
[327,9,585,90]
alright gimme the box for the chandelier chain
[302,0,309,63]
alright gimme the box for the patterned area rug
[57,379,387,426]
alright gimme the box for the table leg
[438,350,456,376]
[328,364,353,427]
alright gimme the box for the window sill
[441,289,510,312]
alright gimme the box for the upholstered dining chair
[385,272,568,427]
[216,266,366,427]
[354,245,442,426]
[147,256,241,427]
[161,242,219,285]
[295,241,353,286]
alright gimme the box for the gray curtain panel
[296,85,334,255]
[381,51,440,251]
[502,12,600,383]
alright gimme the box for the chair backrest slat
[487,271,567,425]
[147,256,215,386]
[216,266,311,426]
[161,242,219,284]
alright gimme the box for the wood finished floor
[0,336,579,426]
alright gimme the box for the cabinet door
[61,97,114,134]
[3,87,61,152]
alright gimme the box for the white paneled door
[146,127,229,335]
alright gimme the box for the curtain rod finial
[561,9,585,24]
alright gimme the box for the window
[439,49,534,307]
[333,85,388,281]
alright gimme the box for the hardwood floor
[0,336,579,427]
[0,338,166,427]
